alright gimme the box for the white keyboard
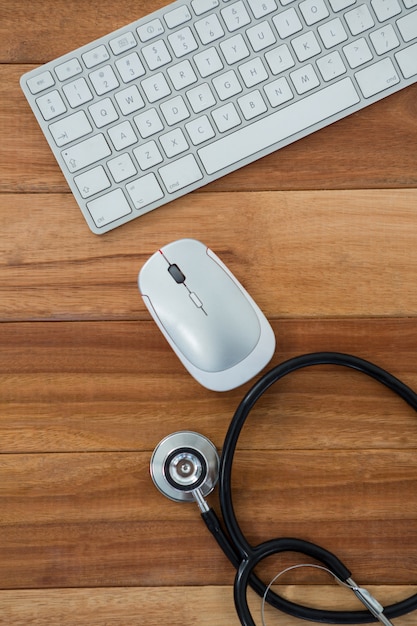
[21,0,417,234]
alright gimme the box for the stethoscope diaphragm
[150,431,219,503]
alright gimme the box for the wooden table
[1,1,417,624]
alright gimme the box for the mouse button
[138,248,169,295]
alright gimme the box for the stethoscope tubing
[216,352,417,624]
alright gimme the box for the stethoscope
[150,352,417,625]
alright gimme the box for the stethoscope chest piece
[150,431,219,502]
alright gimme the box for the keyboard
[21,0,417,234]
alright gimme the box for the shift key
[62,134,111,173]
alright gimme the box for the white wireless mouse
[138,239,276,392]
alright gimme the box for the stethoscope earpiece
[150,431,219,503]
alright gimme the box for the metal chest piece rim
[150,431,219,502]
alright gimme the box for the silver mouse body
[138,239,275,391]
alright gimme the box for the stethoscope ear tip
[150,431,219,503]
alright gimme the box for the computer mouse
[138,238,275,391]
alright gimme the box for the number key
[89,66,119,95]
[221,1,251,32]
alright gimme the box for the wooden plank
[1,190,417,321]
[1,318,417,452]
[1,447,417,587]
[1,586,417,625]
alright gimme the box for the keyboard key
[395,42,417,78]
[264,77,294,106]
[63,78,93,107]
[107,153,137,182]
[27,70,55,94]
[159,154,203,193]
[82,45,110,69]
[186,82,216,112]
[212,69,242,100]
[318,18,348,48]
[87,188,132,227]
[134,108,164,138]
[74,165,111,198]
[221,1,251,32]
[273,9,303,38]
[194,47,223,77]
[396,9,417,42]
[328,0,355,9]
[133,140,163,170]
[355,57,400,96]
[62,134,111,173]
[142,40,172,69]
[343,38,373,68]
[299,0,329,25]
[317,50,347,80]
[36,90,67,120]
[195,14,224,44]
[246,21,277,52]
[137,19,164,42]
[237,89,268,119]
[108,120,137,150]
[211,102,241,132]
[115,85,145,115]
[370,25,400,54]
[126,173,164,209]
[160,95,190,125]
[191,0,219,16]
[49,110,92,146]
[89,66,119,95]
[220,34,250,64]
[292,31,322,62]
[160,128,189,157]
[371,0,401,22]
[109,32,137,55]
[345,5,375,35]
[198,78,360,174]
[265,45,295,74]
[141,73,171,102]
[167,60,198,89]
[185,114,216,144]
[115,52,146,83]
[55,59,82,81]
[238,57,268,87]
[89,98,119,128]
[247,0,277,18]
[290,63,320,93]
[168,27,198,58]
[164,5,192,28]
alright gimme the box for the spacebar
[198,78,360,175]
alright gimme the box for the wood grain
[1,0,417,623]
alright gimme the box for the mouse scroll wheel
[168,264,186,284]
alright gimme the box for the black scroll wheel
[168,263,186,284]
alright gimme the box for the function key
[109,31,137,55]
[164,5,192,28]
[55,58,83,81]
[137,18,164,42]
[191,0,219,15]
[27,70,55,94]
[82,45,110,69]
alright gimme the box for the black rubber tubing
[215,352,417,624]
